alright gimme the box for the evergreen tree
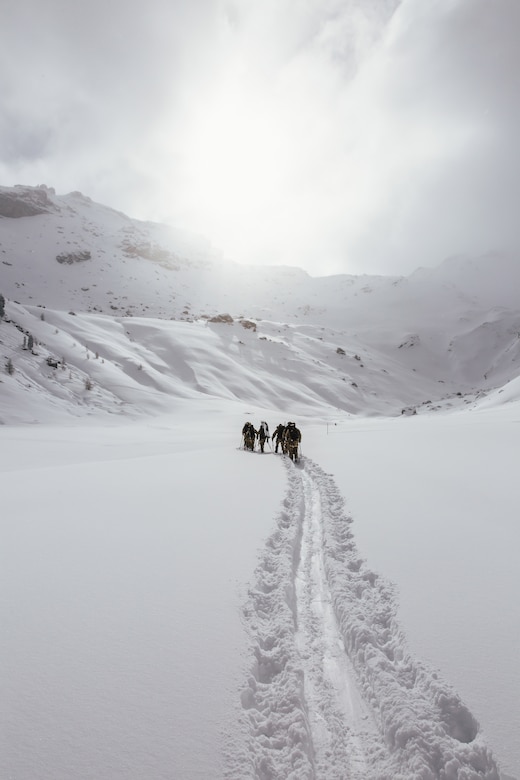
[0,293,5,319]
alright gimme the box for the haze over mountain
[2,183,520,424]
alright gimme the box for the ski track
[294,467,380,779]
[226,456,501,780]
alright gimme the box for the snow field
[307,458,499,779]
[227,461,314,780]
[306,411,520,778]
[0,416,286,780]
[1,406,516,778]
[1,185,519,780]
[235,450,501,779]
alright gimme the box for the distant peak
[67,190,92,203]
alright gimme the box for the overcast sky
[1,0,519,276]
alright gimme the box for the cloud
[1,0,519,276]
[337,0,520,273]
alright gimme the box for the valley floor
[0,404,518,779]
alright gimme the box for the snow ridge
[232,457,500,779]
[305,458,500,779]
[227,463,315,779]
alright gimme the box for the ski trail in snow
[224,460,315,780]
[227,456,500,780]
[295,467,378,778]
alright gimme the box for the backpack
[287,424,299,442]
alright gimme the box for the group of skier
[241,420,302,462]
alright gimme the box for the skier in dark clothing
[284,422,301,462]
[242,421,256,451]
[257,421,269,453]
[272,423,286,454]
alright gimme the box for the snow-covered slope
[2,183,520,423]
[0,299,491,424]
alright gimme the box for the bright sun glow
[177,75,290,256]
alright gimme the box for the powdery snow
[0,413,286,779]
[1,186,519,779]
[308,410,520,779]
[229,453,502,779]
[1,409,517,778]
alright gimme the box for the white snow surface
[1,186,519,779]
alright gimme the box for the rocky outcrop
[209,313,234,323]
[0,185,57,218]
[239,319,257,331]
[56,251,92,264]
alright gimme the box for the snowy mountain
[1,185,519,780]
[2,184,520,424]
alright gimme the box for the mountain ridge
[1,184,519,423]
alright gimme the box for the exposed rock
[209,313,234,324]
[120,239,180,269]
[0,185,56,218]
[68,191,91,202]
[56,251,92,264]
[398,334,420,349]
